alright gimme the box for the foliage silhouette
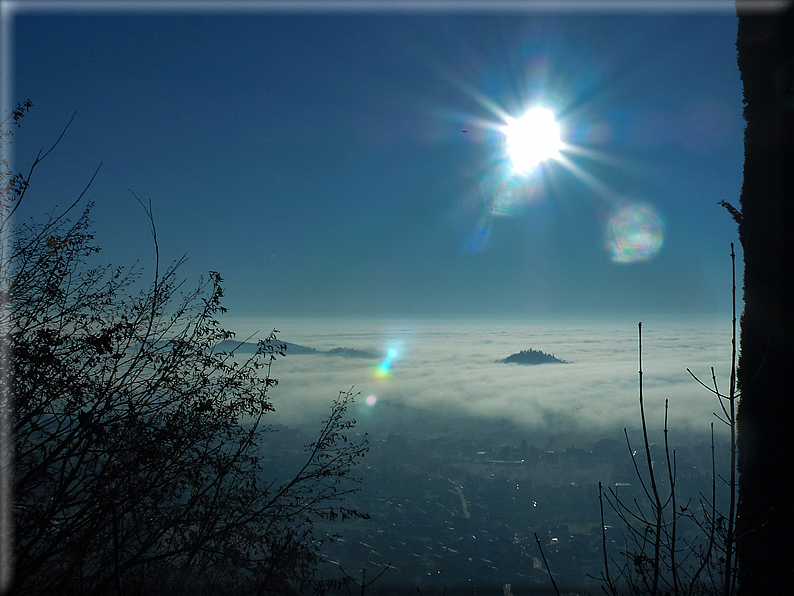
[1,109,369,595]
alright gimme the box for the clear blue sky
[8,3,744,320]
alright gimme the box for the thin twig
[664,400,679,596]
[534,532,561,596]
[638,322,663,596]
[339,563,392,595]
[724,243,738,596]
[598,482,618,595]
[1,112,78,231]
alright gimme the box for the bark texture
[735,3,794,594]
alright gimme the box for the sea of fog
[218,316,736,447]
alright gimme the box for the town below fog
[264,406,731,596]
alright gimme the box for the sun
[501,107,563,173]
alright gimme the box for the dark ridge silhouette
[215,339,319,355]
[215,339,376,358]
[325,346,380,359]
[498,348,569,365]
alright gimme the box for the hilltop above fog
[498,348,569,365]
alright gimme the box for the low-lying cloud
[221,316,734,447]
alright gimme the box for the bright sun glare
[501,107,563,173]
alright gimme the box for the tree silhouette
[0,109,368,595]
[734,3,794,594]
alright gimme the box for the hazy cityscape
[265,403,732,595]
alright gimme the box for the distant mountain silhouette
[215,339,318,355]
[325,347,380,359]
[214,339,376,358]
[497,349,569,365]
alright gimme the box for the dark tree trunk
[735,2,794,594]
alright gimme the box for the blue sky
[8,3,744,320]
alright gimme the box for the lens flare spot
[604,203,664,263]
[502,107,563,173]
[465,217,492,252]
[481,168,544,217]
[373,348,399,379]
[366,395,377,406]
